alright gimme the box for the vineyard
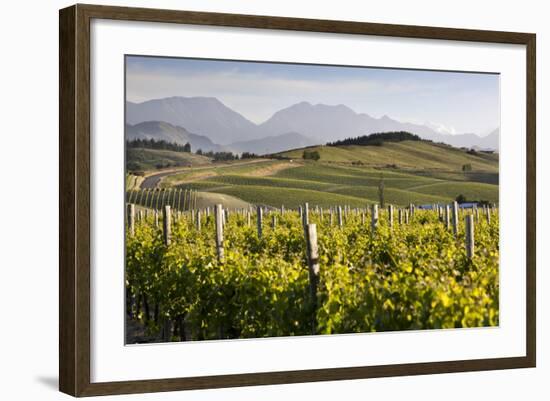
[126,187,199,211]
[125,199,499,343]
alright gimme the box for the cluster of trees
[327,131,422,147]
[455,194,490,206]
[195,149,238,161]
[241,152,260,159]
[126,138,191,153]
[128,138,262,162]
[302,150,321,161]
[195,150,259,161]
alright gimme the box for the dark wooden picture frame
[59,3,536,397]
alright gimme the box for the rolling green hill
[279,141,498,172]
[126,147,212,172]
[126,140,499,208]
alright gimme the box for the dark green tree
[456,194,467,203]
[303,150,320,161]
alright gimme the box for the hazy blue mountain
[126,97,499,151]
[478,128,499,151]
[259,102,499,150]
[126,97,259,145]
[125,121,222,152]
[228,132,318,155]
[420,128,499,151]
[258,102,435,141]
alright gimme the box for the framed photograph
[59,4,536,397]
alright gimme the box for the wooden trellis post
[398,208,403,225]
[305,223,320,335]
[465,214,474,259]
[272,214,277,229]
[405,209,409,224]
[257,206,263,239]
[137,189,145,206]
[196,210,201,232]
[452,201,459,237]
[164,188,171,208]
[175,188,181,211]
[154,210,159,227]
[171,188,177,209]
[337,206,343,228]
[303,202,309,228]
[361,212,365,225]
[445,205,451,230]
[143,189,150,209]
[160,189,167,209]
[485,206,491,224]
[181,189,187,211]
[151,189,157,210]
[329,208,334,226]
[215,204,224,262]
[127,203,135,236]
[388,204,394,230]
[246,210,251,226]
[163,205,171,246]
[371,204,379,235]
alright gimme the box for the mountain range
[125,121,222,152]
[126,97,258,145]
[228,132,317,154]
[126,96,499,154]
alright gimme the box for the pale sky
[126,55,500,136]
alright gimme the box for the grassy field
[159,159,290,187]
[126,148,212,172]
[280,141,498,171]
[127,140,499,208]
[126,174,144,191]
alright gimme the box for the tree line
[195,149,259,161]
[127,138,191,152]
[327,131,422,147]
[127,138,261,161]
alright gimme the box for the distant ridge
[228,132,318,155]
[126,97,259,145]
[126,97,499,152]
[125,121,222,152]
